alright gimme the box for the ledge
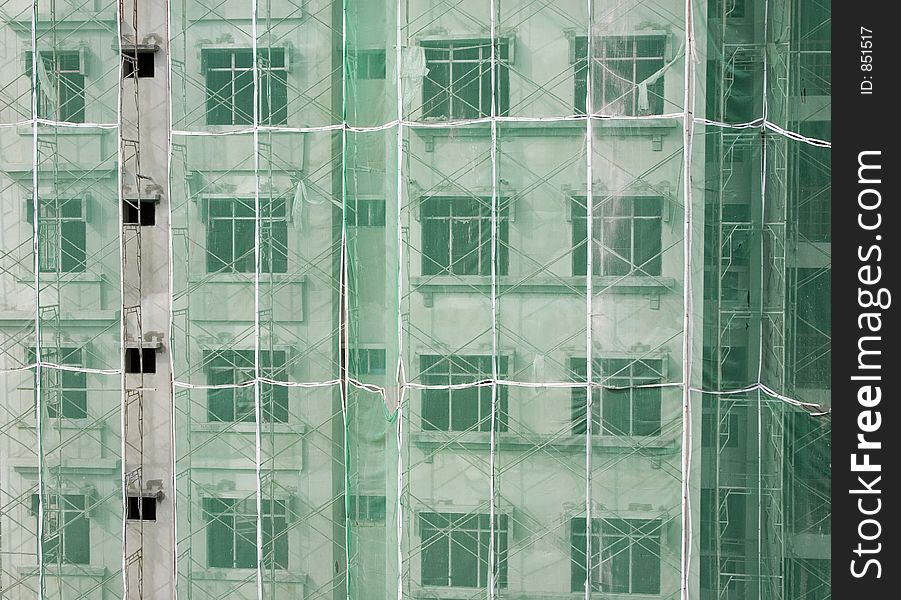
[16,272,105,284]
[0,309,119,325]
[11,458,120,475]
[191,568,307,584]
[411,275,675,297]
[17,565,108,578]
[187,274,306,284]
[16,125,115,137]
[413,117,681,145]
[191,422,307,435]
[411,431,678,454]
[18,419,106,431]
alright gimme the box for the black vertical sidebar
[833,1,896,597]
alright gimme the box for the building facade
[0,0,830,599]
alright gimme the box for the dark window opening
[127,496,157,521]
[123,50,155,78]
[123,199,156,226]
[126,348,157,374]
[356,50,387,80]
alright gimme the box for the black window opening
[571,517,662,594]
[421,39,510,119]
[421,196,509,276]
[574,36,666,116]
[127,496,158,521]
[202,48,288,125]
[203,497,288,569]
[27,347,87,419]
[125,347,157,374]
[571,196,663,277]
[31,494,90,565]
[122,50,155,78]
[26,197,87,273]
[206,197,288,274]
[570,358,664,436]
[205,350,289,423]
[420,355,508,432]
[421,513,508,588]
[123,199,156,226]
[25,50,85,123]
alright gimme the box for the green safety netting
[1,0,830,599]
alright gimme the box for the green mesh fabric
[1,0,830,598]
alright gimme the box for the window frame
[420,196,510,276]
[205,196,288,274]
[26,196,88,274]
[25,50,86,123]
[202,47,289,126]
[27,346,87,419]
[420,511,509,589]
[31,493,91,565]
[420,355,508,433]
[573,35,667,116]
[571,195,664,277]
[570,357,665,437]
[421,38,510,119]
[571,516,663,594]
[205,349,289,423]
[203,497,288,570]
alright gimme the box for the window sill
[191,422,306,435]
[191,568,307,584]
[413,117,680,144]
[413,587,497,600]
[187,273,306,284]
[10,457,120,475]
[16,272,104,283]
[411,275,675,297]
[411,431,677,454]
[16,125,113,136]
[0,309,119,324]
[18,419,105,431]
[17,565,107,578]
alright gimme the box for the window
[421,196,509,276]
[574,36,666,116]
[31,494,90,565]
[203,48,287,125]
[349,348,387,377]
[570,358,663,436]
[355,50,386,80]
[206,197,288,273]
[123,50,155,78]
[125,348,157,374]
[572,196,662,277]
[203,498,287,569]
[571,518,661,594]
[711,0,746,19]
[420,355,508,432]
[26,197,87,273]
[421,513,507,588]
[422,39,509,119]
[206,350,288,423]
[27,347,87,419]
[347,198,386,227]
[123,199,156,226]
[348,495,386,524]
[127,496,157,521]
[25,51,85,122]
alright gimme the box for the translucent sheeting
[1,0,830,599]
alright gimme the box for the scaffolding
[1,0,830,599]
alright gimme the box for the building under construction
[0,0,830,598]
